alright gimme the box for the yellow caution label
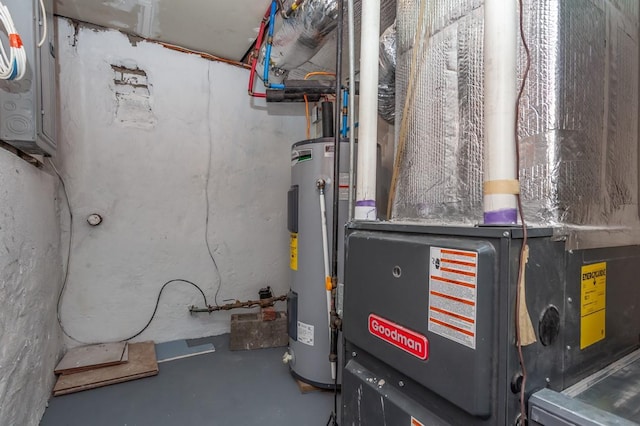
[580,262,606,349]
[290,233,298,271]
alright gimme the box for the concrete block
[229,311,288,351]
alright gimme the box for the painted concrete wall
[55,19,306,345]
[0,150,63,425]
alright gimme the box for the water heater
[287,137,351,388]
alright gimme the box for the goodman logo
[368,314,429,360]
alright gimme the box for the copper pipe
[189,295,287,313]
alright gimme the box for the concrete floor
[41,335,335,426]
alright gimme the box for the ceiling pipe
[483,0,519,225]
[247,4,272,97]
[327,0,345,387]
[263,0,286,90]
[354,0,380,220]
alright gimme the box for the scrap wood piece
[54,342,128,375]
[517,245,537,346]
[295,379,324,394]
[53,342,158,396]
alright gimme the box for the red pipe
[248,5,271,97]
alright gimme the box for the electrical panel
[0,0,56,155]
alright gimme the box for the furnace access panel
[343,231,497,418]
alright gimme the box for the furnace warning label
[580,262,606,349]
[297,321,314,346]
[411,418,425,426]
[428,247,478,349]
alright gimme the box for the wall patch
[111,64,156,128]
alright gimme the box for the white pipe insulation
[483,0,519,224]
[347,0,356,220]
[354,0,380,220]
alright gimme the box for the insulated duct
[392,0,640,244]
[378,21,397,124]
[259,0,397,83]
[262,0,340,76]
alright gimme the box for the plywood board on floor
[53,342,158,396]
[55,342,128,375]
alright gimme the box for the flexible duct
[378,21,397,124]
[263,0,340,75]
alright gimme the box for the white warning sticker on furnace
[297,321,315,346]
[428,247,478,349]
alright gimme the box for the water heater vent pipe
[483,0,519,224]
[354,0,380,220]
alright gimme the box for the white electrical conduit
[0,1,26,80]
[354,0,380,220]
[317,180,336,380]
[483,0,518,224]
[37,0,47,48]
[347,0,356,220]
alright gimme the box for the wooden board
[53,342,158,396]
[295,379,324,394]
[55,342,128,375]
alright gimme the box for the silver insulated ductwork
[264,0,339,75]
[378,21,397,124]
[262,0,398,120]
[391,0,640,244]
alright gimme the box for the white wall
[55,19,306,345]
[0,150,63,425]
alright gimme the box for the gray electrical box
[0,0,56,155]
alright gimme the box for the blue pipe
[8,58,17,80]
[341,90,349,137]
[262,0,285,90]
[345,122,359,133]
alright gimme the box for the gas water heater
[286,135,351,389]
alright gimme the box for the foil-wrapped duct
[285,0,397,80]
[392,0,640,242]
[378,21,397,124]
[263,0,339,75]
